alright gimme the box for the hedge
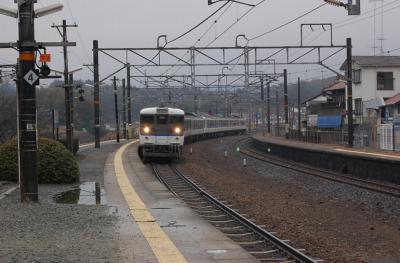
[0,138,79,184]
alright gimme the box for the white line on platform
[0,186,18,201]
[335,148,400,159]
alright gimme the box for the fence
[269,124,385,150]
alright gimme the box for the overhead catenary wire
[166,2,230,46]
[161,2,234,75]
[168,0,266,77]
[248,2,327,41]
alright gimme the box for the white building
[341,56,400,118]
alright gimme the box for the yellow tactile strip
[114,142,187,263]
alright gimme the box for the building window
[353,69,361,83]
[397,104,400,115]
[355,98,363,116]
[377,72,394,90]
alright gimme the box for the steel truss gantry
[91,37,354,147]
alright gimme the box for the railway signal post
[0,1,69,202]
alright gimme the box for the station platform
[251,134,400,184]
[253,133,400,161]
[104,140,258,263]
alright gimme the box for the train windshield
[156,115,168,124]
[140,115,154,125]
[170,115,184,125]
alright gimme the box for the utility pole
[17,0,38,202]
[93,40,100,148]
[346,38,354,148]
[51,20,77,152]
[267,82,271,133]
[0,1,70,203]
[284,69,289,139]
[113,76,120,143]
[69,73,74,144]
[122,79,127,139]
[297,77,302,140]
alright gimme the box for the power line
[166,2,230,45]
[169,0,266,76]
[249,2,327,41]
[161,2,234,75]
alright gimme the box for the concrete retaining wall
[251,137,400,185]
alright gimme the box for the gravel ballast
[178,136,400,263]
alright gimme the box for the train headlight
[143,126,150,134]
[174,127,182,135]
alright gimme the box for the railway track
[235,137,400,198]
[152,163,321,263]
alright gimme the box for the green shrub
[58,137,80,155]
[0,138,79,184]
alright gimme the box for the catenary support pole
[298,77,301,139]
[284,69,289,139]
[126,64,132,139]
[267,82,271,133]
[93,40,100,148]
[17,0,38,202]
[276,90,280,136]
[260,76,265,136]
[122,78,127,139]
[113,76,120,143]
[346,38,354,148]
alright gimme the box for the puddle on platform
[54,182,107,205]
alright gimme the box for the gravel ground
[0,188,120,263]
[0,143,123,263]
[178,135,400,263]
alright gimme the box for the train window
[140,115,154,124]
[156,115,168,124]
[170,115,184,124]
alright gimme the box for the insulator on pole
[324,0,346,7]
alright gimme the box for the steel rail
[236,137,400,198]
[165,165,319,263]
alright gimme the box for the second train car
[138,107,247,160]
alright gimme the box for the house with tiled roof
[304,79,346,129]
[380,93,400,122]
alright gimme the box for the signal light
[40,64,51,77]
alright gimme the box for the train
[138,107,247,161]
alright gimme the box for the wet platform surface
[104,141,258,263]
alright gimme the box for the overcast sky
[0,0,399,85]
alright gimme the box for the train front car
[139,107,185,161]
